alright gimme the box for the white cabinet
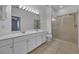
[27,32,47,53]
[13,36,28,54]
[35,32,47,48]
[14,40,27,54]
[0,39,13,54]
[35,36,42,47]
[0,31,47,54]
[41,32,47,43]
[42,34,47,43]
[27,38,36,52]
[0,45,13,54]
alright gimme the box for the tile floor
[31,39,79,54]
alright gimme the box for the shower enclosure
[52,13,78,43]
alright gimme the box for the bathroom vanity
[0,30,47,54]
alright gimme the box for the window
[11,16,20,31]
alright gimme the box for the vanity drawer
[14,35,29,43]
[14,32,46,43]
[0,39,12,48]
[14,34,38,43]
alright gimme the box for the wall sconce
[19,5,39,15]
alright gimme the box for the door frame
[77,10,79,47]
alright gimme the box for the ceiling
[12,5,79,12]
[40,5,72,11]
[51,5,79,11]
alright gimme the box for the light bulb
[22,6,26,10]
[19,5,23,8]
[37,12,39,14]
[25,8,29,11]
[32,10,33,12]
[29,9,32,12]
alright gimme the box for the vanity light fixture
[19,5,39,14]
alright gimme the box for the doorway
[52,13,78,44]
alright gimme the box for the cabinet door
[42,35,46,43]
[35,36,42,47]
[36,34,46,47]
[14,40,27,54]
[0,45,12,54]
[28,38,36,52]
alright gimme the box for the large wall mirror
[34,20,40,29]
[11,16,21,31]
[34,15,40,29]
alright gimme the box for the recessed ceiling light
[52,18,56,21]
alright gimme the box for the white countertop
[0,30,45,41]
